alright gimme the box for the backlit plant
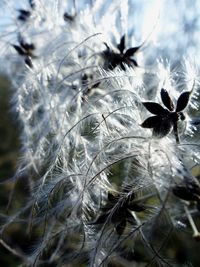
[141,88,192,143]
[0,1,200,266]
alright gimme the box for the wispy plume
[0,0,200,266]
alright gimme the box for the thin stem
[173,121,180,144]
[184,205,200,240]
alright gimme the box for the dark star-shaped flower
[102,35,141,71]
[141,88,192,143]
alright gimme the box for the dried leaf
[160,88,174,111]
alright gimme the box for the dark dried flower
[12,35,36,68]
[101,35,141,71]
[141,88,192,143]
[17,9,31,21]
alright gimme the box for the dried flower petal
[161,88,174,111]
[13,45,26,56]
[141,115,160,128]
[152,118,173,138]
[124,46,141,57]
[176,91,191,112]
[142,102,169,115]
[117,35,125,54]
